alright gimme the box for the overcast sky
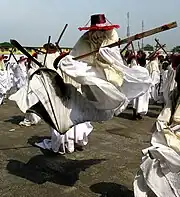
[0,0,179,50]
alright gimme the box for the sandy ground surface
[0,100,161,197]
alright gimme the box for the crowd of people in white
[0,13,179,197]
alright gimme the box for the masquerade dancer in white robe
[9,14,152,155]
[134,65,180,197]
[35,14,122,153]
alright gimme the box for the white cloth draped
[36,122,93,153]
[132,92,150,115]
[10,47,152,133]
[60,47,152,105]
[130,59,150,115]
[162,66,177,105]
[9,30,152,153]
[38,52,60,70]
[9,66,41,125]
[39,30,121,153]
[146,58,160,101]
[134,88,180,197]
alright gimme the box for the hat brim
[78,24,120,31]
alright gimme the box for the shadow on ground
[148,106,162,111]
[117,110,159,120]
[27,135,51,145]
[117,112,133,120]
[4,115,24,125]
[90,182,134,197]
[106,128,134,139]
[146,111,158,118]
[6,155,105,186]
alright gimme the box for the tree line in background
[143,44,180,53]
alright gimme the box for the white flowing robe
[162,65,177,105]
[9,65,41,125]
[146,58,160,102]
[38,30,120,153]
[134,88,180,197]
[9,30,152,155]
[9,48,152,130]
[130,59,151,115]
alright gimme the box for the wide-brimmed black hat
[78,14,120,31]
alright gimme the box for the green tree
[143,44,154,51]
[0,42,12,47]
[171,46,180,53]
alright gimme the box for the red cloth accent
[78,24,120,31]
[60,52,69,56]
[18,57,27,63]
[130,54,136,59]
[149,52,160,60]
[0,56,3,61]
[135,34,141,40]
[32,52,38,58]
[26,52,37,63]
[171,54,180,70]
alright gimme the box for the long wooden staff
[55,24,68,53]
[146,44,166,60]
[131,42,135,55]
[120,41,132,55]
[155,38,169,56]
[10,40,43,67]
[7,50,12,62]
[31,48,46,54]
[10,39,60,131]
[74,21,177,60]
[43,36,51,66]
[137,41,141,51]
[10,22,177,67]
[10,49,18,63]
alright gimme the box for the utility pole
[141,20,144,50]
[127,12,130,38]
[126,12,130,50]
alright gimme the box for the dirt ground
[0,100,161,197]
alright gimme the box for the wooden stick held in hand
[55,24,68,53]
[155,38,169,56]
[74,21,177,60]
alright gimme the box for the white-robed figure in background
[10,54,41,126]
[0,54,22,104]
[37,43,60,71]
[129,54,151,120]
[134,65,180,197]
[161,61,177,106]
[0,55,7,104]
[146,53,160,103]
[36,14,121,154]
[159,61,169,104]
